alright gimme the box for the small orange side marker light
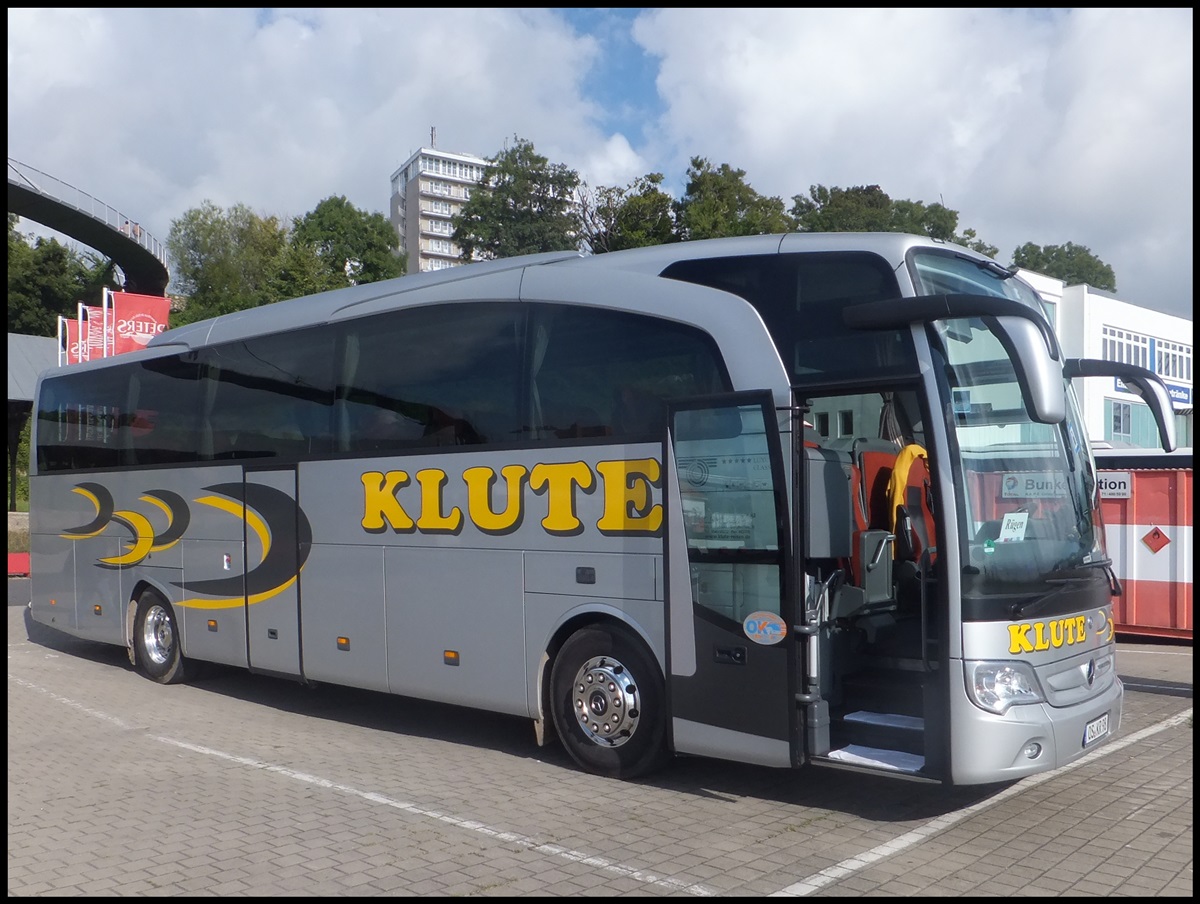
[49,599,57,606]
[443,650,460,666]
[94,605,103,615]
[207,619,218,632]
[337,636,350,651]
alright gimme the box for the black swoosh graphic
[175,482,312,599]
[63,482,114,536]
[145,489,191,548]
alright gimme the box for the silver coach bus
[27,233,1176,785]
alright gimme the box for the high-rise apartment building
[389,144,489,274]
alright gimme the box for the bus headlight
[966,660,1044,715]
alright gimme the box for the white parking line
[11,651,1188,899]
[1118,647,1192,657]
[768,708,1193,897]
[9,675,134,729]
[9,675,716,896]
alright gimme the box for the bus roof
[147,232,982,354]
[151,249,583,351]
[564,232,977,277]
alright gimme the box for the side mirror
[987,315,1066,424]
[1064,359,1178,452]
[844,293,1066,425]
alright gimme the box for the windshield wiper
[979,259,1016,280]
[1063,556,1123,597]
[954,253,1016,280]
[1010,558,1121,619]
[1011,577,1083,619]
[1093,557,1122,597]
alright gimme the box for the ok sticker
[743,611,787,645]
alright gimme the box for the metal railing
[8,157,168,266]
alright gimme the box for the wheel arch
[534,604,663,747]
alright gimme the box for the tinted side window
[128,354,205,465]
[337,302,525,453]
[663,252,915,383]
[203,328,336,460]
[530,304,731,441]
[35,355,203,472]
[36,368,131,472]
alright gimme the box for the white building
[389,144,489,274]
[1021,270,1193,449]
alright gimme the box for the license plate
[1084,712,1109,747]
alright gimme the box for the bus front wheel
[550,624,669,779]
[133,590,192,685]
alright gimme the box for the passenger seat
[848,437,901,587]
[886,443,936,565]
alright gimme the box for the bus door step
[832,708,925,756]
[844,710,923,731]
[825,744,925,774]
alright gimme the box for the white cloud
[577,134,647,189]
[7,8,1192,317]
[8,9,608,236]
[630,8,1192,315]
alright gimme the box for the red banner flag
[110,291,170,354]
[61,318,86,364]
[83,305,112,359]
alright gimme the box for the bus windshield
[915,253,1106,618]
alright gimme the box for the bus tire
[550,624,669,779]
[133,590,192,685]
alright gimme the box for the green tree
[579,173,677,254]
[1010,241,1116,290]
[789,184,997,255]
[264,239,342,303]
[791,184,895,233]
[169,197,407,322]
[452,136,582,260]
[8,417,30,513]
[7,214,120,337]
[290,195,405,287]
[952,228,999,259]
[888,197,959,240]
[675,158,797,241]
[167,201,291,322]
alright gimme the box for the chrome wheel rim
[141,604,174,666]
[571,655,640,747]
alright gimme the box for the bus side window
[529,303,731,443]
[200,328,335,462]
[613,385,666,436]
[339,302,523,451]
[355,403,425,452]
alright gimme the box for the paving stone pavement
[7,584,1193,896]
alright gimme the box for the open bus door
[664,391,801,768]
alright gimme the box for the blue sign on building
[1114,378,1192,406]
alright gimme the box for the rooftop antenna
[431,126,436,148]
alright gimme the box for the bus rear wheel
[133,590,192,685]
[550,624,669,779]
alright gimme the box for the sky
[7,8,1194,319]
